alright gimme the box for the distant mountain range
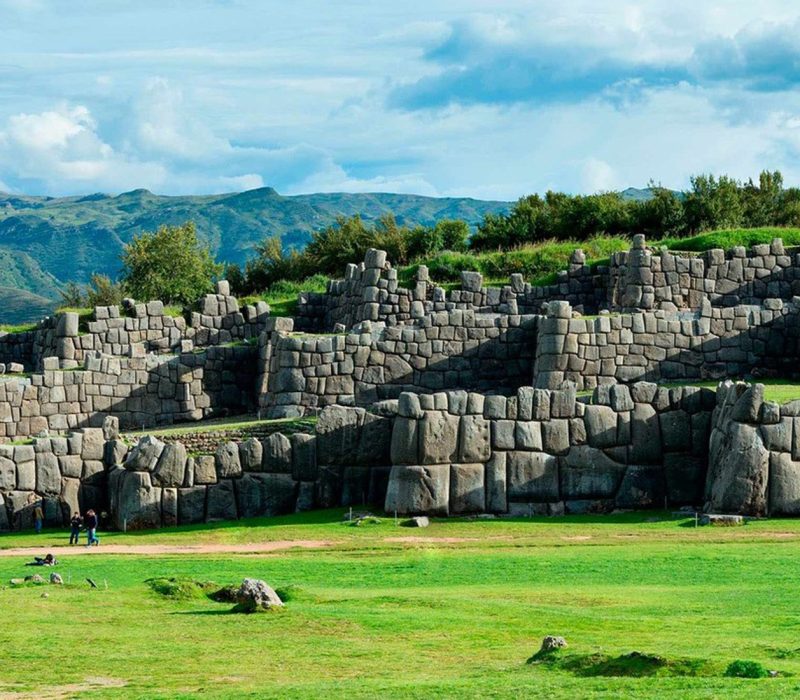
[0,187,515,324]
[0,185,658,325]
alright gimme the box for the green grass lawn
[662,378,800,405]
[1,511,800,698]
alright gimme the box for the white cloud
[580,158,620,193]
[0,103,167,192]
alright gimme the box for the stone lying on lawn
[699,513,745,526]
[233,578,284,612]
[539,635,568,652]
[403,516,430,528]
[50,573,63,585]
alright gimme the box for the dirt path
[0,540,332,557]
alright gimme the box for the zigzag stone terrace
[2,234,800,530]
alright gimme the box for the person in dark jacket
[34,502,44,534]
[84,509,99,547]
[69,512,82,545]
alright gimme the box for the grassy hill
[0,187,512,323]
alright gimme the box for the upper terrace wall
[534,298,800,390]
[258,312,538,418]
[294,238,800,337]
[0,344,256,439]
[0,282,269,372]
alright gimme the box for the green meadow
[0,511,799,698]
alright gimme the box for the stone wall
[0,281,269,372]
[384,382,715,516]
[0,421,118,531]
[259,312,538,418]
[705,381,800,517]
[534,299,800,390]
[0,344,257,439]
[104,404,395,529]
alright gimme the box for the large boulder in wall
[705,422,769,516]
[357,413,393,466]
[560,445,627,500]
[152,442,187,487]
[507,451,559,502]
[110,469,162,530]
[124,436,165,472]
[206,480,238,522]
[768,452,800,516]
[385,465,450,516]
[316,405,364,466]
[419,411,459,465]
[235,474,298,519]
[614,464,665,509]
[450,463,485,514]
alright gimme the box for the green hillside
[0,188,511,322]
[0,188,511,280]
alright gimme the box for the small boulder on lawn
[49,573,63,585]
[527,635,568,663]
[403,516,430,528]
[233,578,284,613]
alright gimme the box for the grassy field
[661,378,800,405]
[1,511,800,698]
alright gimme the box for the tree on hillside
[86,273,123,307]
[684,175,744,232]
[632,184,685,237]
[120,222,221,305]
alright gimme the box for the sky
[1,0,800,200]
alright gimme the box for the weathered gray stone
[0,457,14,490]
[238,438,263,472]
[35,452,60,495]
[449,463,485,514]
[660,410,691,451]
[706,422,769,516]
[514,421,541,451]
[584,405,618,448]
[152,442,187,487]
[193,455,217,485]
[236,473,298,519]
[80,428,105,460]
[206,480,238,521]
[560,446,627,499]
[769,452,800,516]
[178,486,207,524]
[419,411,459,465]
[290,434,316,481]
[542,419,570,455]
[316,405,364,465]
[507,451,559,502]
[390,417,419,465]
[111,469,162,530]
[124,436,165,472]
[234,578,283,612]
[215,442,242,479]
[458,414,491,463]
[485,452,507,513]
[262,433,293,473]
[629,403,662,464]
[615,464,666,508]
[385,464,450,516]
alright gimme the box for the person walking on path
[69,512,82,545]
[85,509,99,547]
[34,502,44,534]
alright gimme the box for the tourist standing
[69,512,82,545]
[85,509,99,547]
[34,502,44,534]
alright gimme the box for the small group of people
[68,510,100,547]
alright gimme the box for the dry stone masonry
[4,235,800,529]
